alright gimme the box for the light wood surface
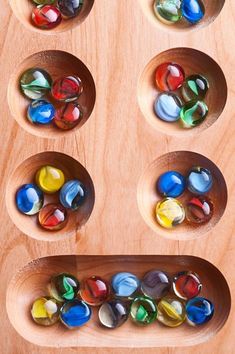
[1,0,235,353]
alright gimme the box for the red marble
[51,76,83,102]
[80,276,110,306]
[155,62,185,91]
[54,102,83,130]
[173,272,201,300]
[32,5,62,30]
[38,203,68,231]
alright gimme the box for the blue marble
[154,93,182,122]
[59,180,86,210]
[27,99,55,124]
[182,0,204,24]
[60,300,91,329]
[157,171,186,198]
[16,183,44,215]
[186,297,214,325]
[187,167,213,195]
[111,272,140,297]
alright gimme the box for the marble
[154,93,182,122]
[60,299,92,329]
[173,271,202,300]
[180,100,208,128]
[51,76,83,102]
[182,0,205,24]
[98,300,129,329]
[111,272,140,298]
[59,180,86,210]
[27,99,55,125]
[54,102,83,130]
[35,165,65,194]
[187,166,213,194]
[186,195,213,224]
[32,5,62,30]
[49,273,80,302]
[182,75,209,101]
[16,183,44,215]
[154,0,182,24]
[80,276,110,306]
[130,296,157,325]
[157,171,186,198]
[31,297,61,326]
[58,0,83,18]
[38,203,68,231]
[157,296,186,327]
[20,68,52,100]
[33,0,56,4]
[155,62,185,91]
[141,270,171,299]
[155,198,185,228]
[186,297,214,325]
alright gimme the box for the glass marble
[186,297,214,325]
[49,273,80,302]
[187,167,213,194]
[38,203,68,231]
[141,270,171,299]
[31,297,61,326]
[32,5,62,30]
[27,99,55,125]
[180,100,208,128]
[154,0,182,24]
[16,183,44,215]
[33,0,56,4]
[58,0,83,18]
[155,198,185,228]
[98,300,129,329]
[60,299,92,329]
[154,93,182,122]
[186,196,213,224]
[80,276,110,306]
[111,272,140,298]
[20,68,52,100]
[130,296,157,325]
[182,0,205,24]
[182,75,209,101]
[51,76,83,102]
[155,62,185,91]
[35,165,65,194]
[59,180,86,210]
[157,296,186,327]
[157,171,186,198]
[54,102,83,130]
[173,271,202,300]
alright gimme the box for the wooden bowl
[137,47,227,136]
[6,254,231,348]
[137,151,227,240]
[9,0,95,34]
[7,50,96,139]
[5,151,95,241]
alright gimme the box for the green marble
[20,68,52,100]
[180,100,208,128]
[154,0,182,24]
[130,296,157,325]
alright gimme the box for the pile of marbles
[20,67,84,131]
[154,0,205,26]
[155,166,213,229]
[31,270,214,329]
[16,165,86,231]
[31,0,84,30]
[154,62,209,128]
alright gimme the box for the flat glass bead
[98,300,129,328]
[32,5,62,30]
[60,299,92,329]
[51,76,83,102]
[59,180,86,210]
[58,0,83,18]
[182,0,205,24]
[180,100,208,128]
[141,270,171,299]
[35,165,65,194]
[130,296,157,325]
[54,102,83,130]
[155,62,185,91]
[173,271,202,300]
[31,297,61,326]
[182,75,209,101]
[186,196,213,224]
[186,297,214,325]
[16,183,44,215]
[27,99,55,125]
[38,203,68,231]
[33,0,56,4]
[20,68,52,100]
[49,273,80,302]
[157,171,186,198]
[187,166,213,194]
[154,0,182,24]
[154,93,182,122]
[111,272,140,298]
[80,276,110,306]
[157,296,186,327]
[155,198,185,228]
